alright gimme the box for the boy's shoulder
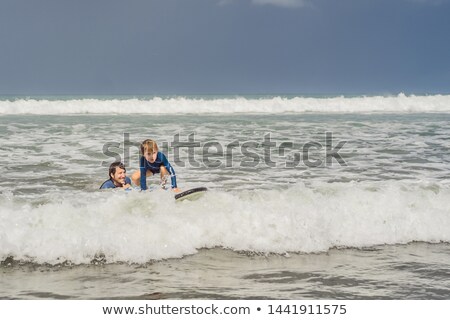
[157,151,167,160]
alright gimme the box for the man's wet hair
[109,161,126,178]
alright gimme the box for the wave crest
[1,181,449,265]
[1,94,450,114]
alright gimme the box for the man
[100,161,132,189]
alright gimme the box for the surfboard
[174,187,208,201]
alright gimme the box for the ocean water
[1,95,450,299]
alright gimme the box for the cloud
[404,0,449,4]
[251,0,310,7]
[219,0,449,9]
[250,0,450,7]
[217,0,311,8]
[217,0,235,6]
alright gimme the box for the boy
[131,139,180,192]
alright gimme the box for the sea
[0,94,449,300]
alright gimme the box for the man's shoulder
[100,179,116,189]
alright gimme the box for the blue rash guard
[100,177,132,189]
[139,152,177,190]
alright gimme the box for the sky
[1,0,449,95]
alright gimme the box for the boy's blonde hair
[140,139,158,155]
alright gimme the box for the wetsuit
[99,177,132,189]
[139,152,177,190]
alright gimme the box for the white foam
[1,181,449,265]
[1,94,450,114]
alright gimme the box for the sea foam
[1,94,450,115]
[1,181,449,265]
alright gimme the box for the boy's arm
[161,153,177,189]
[139,156,147,190]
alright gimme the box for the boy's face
[144,149,158,163]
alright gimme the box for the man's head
[109,161,127,186]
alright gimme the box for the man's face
[111,167,126,186]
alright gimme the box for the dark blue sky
[1,0,449,95]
